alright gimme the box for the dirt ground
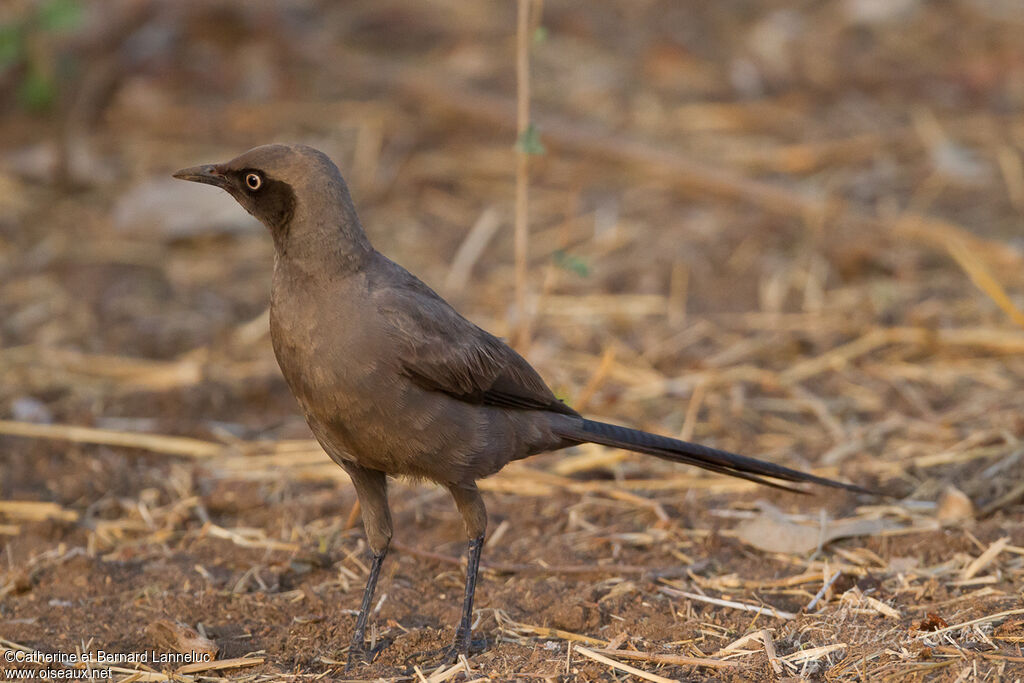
[2,1,1024,681]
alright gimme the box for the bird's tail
[555,418,871,495]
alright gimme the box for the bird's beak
[172,164,227,187]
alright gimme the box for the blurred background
[2,0,1024,679]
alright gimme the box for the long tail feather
[558,419,872,495]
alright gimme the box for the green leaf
[0,24,24,69]
[553,249,590,277]
[38,0,83,32]
[516,123,546,156]
[18,68,56,111]
[532,26,548,44]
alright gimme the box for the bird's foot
[404,634,486,670]
[344,637,391,672]
[344,640,368,673]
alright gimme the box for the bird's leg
[443,483,488,662]
[449,533,484,659]
[340,463,392,671]
[347,547,386,667]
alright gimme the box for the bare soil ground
[2,1,1024,681]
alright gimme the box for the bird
[174,143,869,670]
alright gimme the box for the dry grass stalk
[587,648,736,669]
[659,587,796,620]
[896,214,1024,329]
[573,345,616,411]
[201,523,299,552]
[806,570,843,611]
[539,294,669,318]
[495,611,607,646]
[981,480,1024,517]
[0,500,78,522]
[573,646,678,683]
[760,629,783,675]
[445,207,501,292]
[678,379,705,442]
[838,588,901,619]
[551,444,628,476]
[0,420,223,458]
[512,0,532,348]
[960,536,1009,580]
[344,499,362,530]
[424,658,469,683]
[603,489,670,523]
[175,656,263,675]
[712,630,767,659]
[0,347,203,390]
[782,643,847,664]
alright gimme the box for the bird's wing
[375,267,578,416]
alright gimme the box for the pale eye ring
[245,172,262,190]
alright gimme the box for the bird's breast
[267,273,439,470]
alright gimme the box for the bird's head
[174,144,367,259]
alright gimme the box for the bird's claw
[405,635,486,670]
[344,643,368,673]
[345,638,391,672]
[442,629,488,664]
[438,644,462,666]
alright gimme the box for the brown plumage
[174,144,870,669]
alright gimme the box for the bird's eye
[245,173,262,191]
